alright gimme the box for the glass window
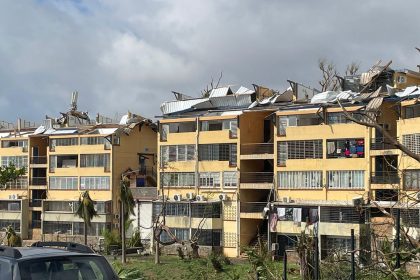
[327,170,364,189]
[1,156,28,168]
[80,154,110,168]
[80,177,110,190]
[49,177,78,190]
[223,172,237,188]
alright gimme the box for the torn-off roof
[209,87,232,98]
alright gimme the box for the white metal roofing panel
[210,96,237,107]
[0,132,11,138]
[209,87,231,98]
[236,86,254,95]
[97,128,118,135]
[160,98,209,114]
[220,111,243,116]
[235,94,253,106]
[49,129,78,135]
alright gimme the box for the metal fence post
[351,229,355,280]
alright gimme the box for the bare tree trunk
[121,202,126,263]
[84,221,87,245]
[155,240,160,264]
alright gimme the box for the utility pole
[121,201,126,263]
[351,229,355,280]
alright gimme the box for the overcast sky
[1,0,419,123]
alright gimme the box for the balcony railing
[31,220,41,228]
[371,171,400,184]
[241,143,274,155]
[371,137,398,150]
[30,156,47,164]
[31,177,47,186]
[240,172,274,184]
[240,202,268,213]
[30,199,43,207]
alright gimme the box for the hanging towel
[293,208,302,223]
[308,208,319,225]
[270,213,278,232]
[277,207,286,220]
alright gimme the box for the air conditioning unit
[271,243,279,251]
[114,214,120,220]
[196,195,206,201]
[218,193,228,201]
[352,196,364,207]
[282,196,291,203]
[173,194,182,201]
[186,192,195,200]
[9,194,18,200]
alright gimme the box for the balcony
[30,199,43,208]
[240,172,274,189]
[240,202,267,219]
[370,137,398,150]
[371,171,400,185]
[30,156,47,165]
[30,177,47,186]
[240,143,274,160]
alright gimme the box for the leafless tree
[318,59,340,92]
[201,72,223,97]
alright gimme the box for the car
[0,241,119,280]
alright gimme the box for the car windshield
[18,255,116,280]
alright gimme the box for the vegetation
[112,261,144,280]
[102,228,122,254]
[0,163,25,188]
[113,255,301,280]
[75,190,98,245]
[5,225,22,247]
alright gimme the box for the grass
[111,255,302,280]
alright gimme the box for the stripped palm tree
[75,191,98,245]
[120,175,135,263]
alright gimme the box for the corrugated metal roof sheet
[366,97,384,112]
[209,87,232,98]
[160,98,209,114]
[236,86,254,95]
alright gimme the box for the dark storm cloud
[0,0,419,122]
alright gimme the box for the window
[1,156,28,168]
[161,172,195,187]
[326,139,365,158]
[327,112,362,124]
[320,207,364,223]
[403,104,420,119]
[277,140,323,166]
[0,201,21,211]
[49,177,78,190]
[191,202,221,218]
[73,222,111,236]
[278,171,322,189]
[160,228,189,243]
[403,169,420,190]
[50,137,78,147]
[199,172,220,187]
[42,221,72,234]
[4,176,27,189]
[403,133,420,154]
[161,122,196,135]
[0,220,20,232]
[397,75,407,83]
[200,119,237,132]
[1,140,28,148]
[327,170,364,189]
[49,155,78,169]
[223,172,237,188]
[278,114,321,135]
[192,229,221,246]
[45,201,75,212]
[160,145,195,163]
[80,154,110,168]
[199,144,237,166]
[80,177,110,190]
[80,137,105,145]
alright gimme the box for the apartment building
[0,111,157,243]
[155,76,420,258]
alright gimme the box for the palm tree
[75,191,98,245]
[120,175,135,263]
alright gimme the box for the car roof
[15,247,96,259]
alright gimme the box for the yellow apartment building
[0,113,157,243]
[155,82,420,258]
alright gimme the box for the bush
[112,261,144,280]
[102,229,122,254]
[127,229,143,248]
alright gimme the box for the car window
[0,260,12,279]
[19,256,114,280]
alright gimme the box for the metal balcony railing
[240,202,268,213]
[31,220,41,228]
[31,177,47,186]
[370,137,398,150]
[30,199,43,207]
[30,156,47,164]
[371,171,400,184]
[240,172,274,184]
[240,143,274,155]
